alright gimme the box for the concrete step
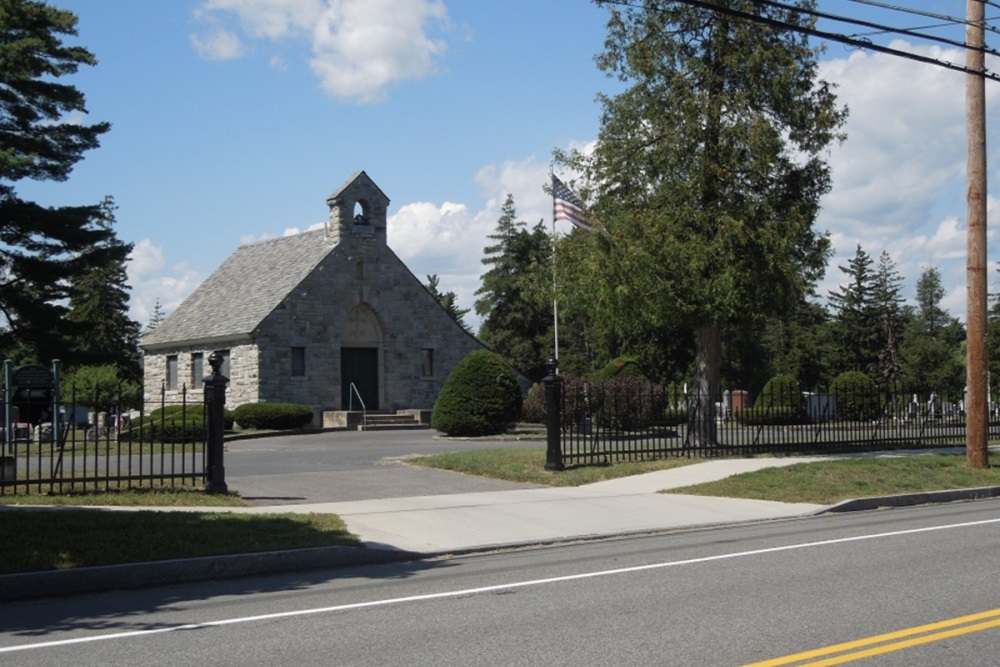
[357,411,432,432]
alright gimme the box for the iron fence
[0,384,207,495]
[549,373,994,467]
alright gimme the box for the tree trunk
[687,321,721,448]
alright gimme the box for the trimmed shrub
[590,375,665,431]
[758,374,803,410]
[591,356,646,380]
[733,404,803,426]
[231,403,314,430]
[432,350,522,436]
[830,371,880,421]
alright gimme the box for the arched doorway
[341,304,383,410]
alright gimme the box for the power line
[599,0,1000,81]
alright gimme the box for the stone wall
[142,342,259,412]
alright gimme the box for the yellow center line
[742,607,1000,667]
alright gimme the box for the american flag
[552,175,592,232]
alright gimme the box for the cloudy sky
[17,0,1000,332]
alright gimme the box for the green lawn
[0,509,360,574]
[666,454,1000,504]
[406,447,699,486]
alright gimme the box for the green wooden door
[341,347,379,410]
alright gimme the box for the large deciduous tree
[560,0,845,444]
[0,0,115,362]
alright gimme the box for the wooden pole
[966,0,989,468]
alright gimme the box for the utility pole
[966,0,989,468]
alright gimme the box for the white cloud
[190,29,247,60]
[815,42,1000,321]
[127,241,207,327]
[192,0,450,103]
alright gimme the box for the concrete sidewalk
[233,457,832,553]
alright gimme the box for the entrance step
[360,410,432,432]
[322,409,431,431]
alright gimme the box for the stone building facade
[140,172,483,422]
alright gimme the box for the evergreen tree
[0,1,114,362]
[900,267,965,394]
[425,274,472,333]
[143,298,166,336]
[560,0,845,444]
[65,196,141,378]
[474,195,552,382]
[827,244,879,375]
[869,251,905,382]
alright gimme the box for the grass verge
[666,453,1000,504]
[0,510,361,574]
[406,447,697,486]
[0,486,248,507]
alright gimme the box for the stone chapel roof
[141,228,335,348]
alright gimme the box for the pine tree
[827,244,879,376]
[65,196,142,378]
[0,1,114,362]
[425,274,472,333]
[143,298,166,336]
[474,195,552,382]
[900,267,965,394]
[869,251,905,382]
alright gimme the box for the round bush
[231,403,314,430]
[830,371,880,421]
[758,374,802,410]
[592,356,646,381]
[432,350,522,436]
[590,375,665,431]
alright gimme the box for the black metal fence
[0,384,207,495]
[544,367,995,468]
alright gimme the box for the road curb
[0,545,420,604]
[819,486,1000,513]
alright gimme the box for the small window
[191,353,204,389]
[291,347,306,377]
[166,355,178,391]
[421,348,434,377]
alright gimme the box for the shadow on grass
[0,509,358,574]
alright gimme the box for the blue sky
[17,1,1000,332]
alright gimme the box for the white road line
[4,516,1000,654]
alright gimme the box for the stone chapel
[140,171,484,426]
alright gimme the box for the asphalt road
[4,500,1000,665]
[225,429,544,504]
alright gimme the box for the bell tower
[325,171,389,247]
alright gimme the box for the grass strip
[667,454,1000,504]
[407,447,697,486]
[0,486,248,507]
[0,510,361,574]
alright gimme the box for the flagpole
[550,170,560,364]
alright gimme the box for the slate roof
[141,228,335,348]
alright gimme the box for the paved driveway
[225,430,544,505]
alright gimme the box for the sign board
[12,364,54,403]
[13,364,54,388]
